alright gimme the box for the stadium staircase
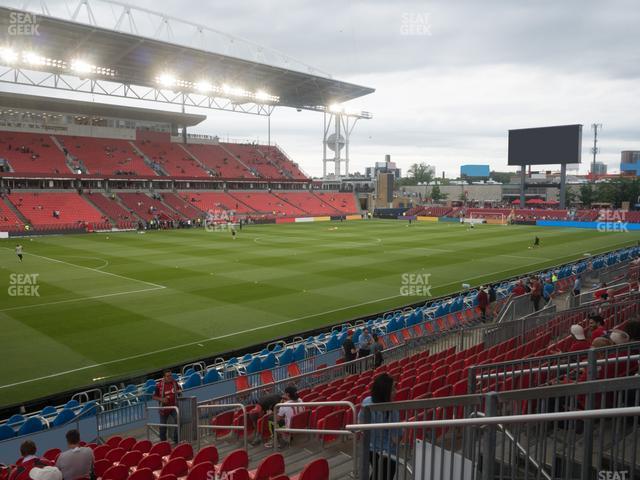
[129,142,170,176]
[176,144,211,174]
[1,195,28,231]
[216,143,262,178]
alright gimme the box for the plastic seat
[136,453,163,472]
[127,468,154,480]
[43,448,61,462]
[149,441,172,457]
[132,439,152,454]
[102,465,129,480]
[160,457,189,478]
[0,425,15,441]
[215,450,249,477]
[92,444,111,461]
[226,469,249,480]
[186,462,215,480]
[105,447,126,463]
[249,453,285,480]
[190,445,219,468]
[169,442,194,461]
[106,436,123,447]
[93,459,112,478]
[290,458,329,480]
[52,409,76,427]
[119,450,143,468]
[118,437,137,450]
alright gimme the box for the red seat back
[149,441,171,457]
[132,440,152,454]
[218,449,249,475]
[186,462,215,480]
[299,458,329,480]
[93,459,111,478]
[137,453,163,472]
[42,449,61,462]
[102,465,128,480]
[105,447,126,463]
[160,458,188,478]
[169,442,194,461]
[128,468,154,480]
[119,450,143,468]
[252,453,285,480]
[106,436,122,447]
[118,437,137,451]
[191,445,219,467]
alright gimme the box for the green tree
[490,171,513,184]
[579,184,595,207]
[430,185,447,202]
[407,163,434,185]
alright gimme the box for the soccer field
[1,220,638,407]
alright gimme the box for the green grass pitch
[1,220,638,407]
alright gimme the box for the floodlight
[195,80,213,93]
[157,72,177,87]
[23,51,45,66]
[70,59,93,74]
[0,47,18,64]
[328,103,343,113]
[255,90,273,102]
[222,84,248,97]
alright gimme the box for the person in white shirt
[265,385,303,449]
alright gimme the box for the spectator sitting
[249,393,282,446]
[512,280,526,296]
[566,325,591,352]
[9,441,52,480]
[55,430,94,480]
[588,314,606,341]
[266,385,303,449]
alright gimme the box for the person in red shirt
[530,278,543,311]
[567,325,591,352]
[512,280,526,297]
[477,287,489,322]
[152,370,182,443]
[588,314,606,341]
[9,441,52,480]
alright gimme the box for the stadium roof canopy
[0,91,206,126]
[0,2,374,117]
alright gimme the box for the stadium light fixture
[255,89,277,103]
[195,80,214,93]
[23,51,46,66]
[70,58,94,74]
[0,47,18,64]
[156,72,177,88]
[328,103,343,113]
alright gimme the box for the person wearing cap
[29,467,62,480]
[567,325,591,352]
[9,441,52,480]
[56,430,94,480]
[265,385,303,449]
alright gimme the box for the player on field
[16,244,23,262]
[531,236,540,248]
[231,225,237,240]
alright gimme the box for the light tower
[591,123,603,179]
[322,105,371,178]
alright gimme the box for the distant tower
[591,123,602,178]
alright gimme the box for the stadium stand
[0,131,69,175]
[182,144,256,179]
[182,192,256,215]
[227,192,306,217]
[118,193,182,222]
[84,192,139,229]
[220,143,287,180]
[159,193,205,219]
[256,146,308,180]
[7,192,108,230]
[134,140,210,178]
[0,198,24,232]
[56,136,157,177]
[313,192,360,215]
[272,192,341,216]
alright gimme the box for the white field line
[0,286,165,313]
[0,257,552,390]
[1,247,165,289]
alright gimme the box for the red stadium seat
[189,445,219,468]
[131,440,152,454]
[290,458,329,480]
[169,442,194,461]
[215,450,249,478]
[248,453,285,480]
[119,450,143,469]
[149,441,172,457]
[102,465,128,480]
[186,462,215,480]
[160,458,189,478]
[127,469,154,480]
[136,454,163,472]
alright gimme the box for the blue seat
[123,384,138,395]
[245,357,262,374]
[261,353,276,370]
[271,344,283,354]
[17,417,44,436]
[203,368,222,384]
[52,409,76,428]
[41,406,57,417]
[241,354,253,363]
[182,373,202,389]
[64,399,79,410]
[0,425,15,441]
[325,335,339,352]
[293,344,306,362]
[144,379,156,389]
[183,368,195,378]
[7,414,25,428]
[77,401,98,418]
[259,348,269,356]
[276,349,293,366]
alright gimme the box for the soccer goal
[468,212,508,225]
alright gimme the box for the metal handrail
[273,401,358,476]
[470,411,552,480]
[197,403,247,451]
[146,406,180,443]
[346,405,640,430]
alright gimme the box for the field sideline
[1,220,639,407]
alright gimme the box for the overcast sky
[7,0,640,177]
